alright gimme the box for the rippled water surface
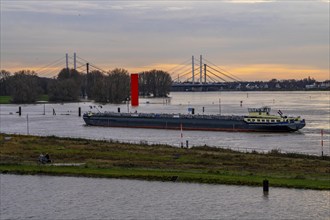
[0,91,329,155]
[1,174,329,220]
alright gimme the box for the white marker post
[27,114,29,135]
[321,129,324,157]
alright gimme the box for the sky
[0,0,329,81]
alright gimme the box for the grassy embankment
[0,134,329,190]
[0,96,11,104]
[0,95,49,104]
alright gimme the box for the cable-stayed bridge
[168,55,242,84]
[34,53,243,91]
[168,55,243,91]
[34,53,107,78]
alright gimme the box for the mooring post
[78,107,81,117]
[263,179,269,193]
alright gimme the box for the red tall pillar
[131,73,139,107]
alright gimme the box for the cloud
[1,1,328,80]
[164,6,192,11]
[1,1,158,15]
[228,0,274,3]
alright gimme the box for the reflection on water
[0,91,329,155]
[1,174,329,220]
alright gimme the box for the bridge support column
[204,64,207,84]
[66,53,69,69]
[200,55,202,83]
[192,55,194,84]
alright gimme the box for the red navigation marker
[131,73,139,107]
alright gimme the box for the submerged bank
[0,134,329,190]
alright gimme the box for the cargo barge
[83,107,305,132]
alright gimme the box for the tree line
[0,68,172,104]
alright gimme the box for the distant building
[320,81,330,88]
[305,83,317,89]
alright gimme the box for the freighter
[83,107,305,132]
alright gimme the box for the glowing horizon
[2,61,328,82]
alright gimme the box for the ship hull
[83,114,305,132]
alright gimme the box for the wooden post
[18,106,21,116]
[78,107,81,117]
[263,179,269,192]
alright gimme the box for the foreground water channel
[0,91,329,155]
[1,174,329,220]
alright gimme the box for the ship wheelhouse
[243,107,301,124]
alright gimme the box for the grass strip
[0,134,329,190]
[0,96,11,104]
[1,164,329,190]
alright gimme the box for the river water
[0,174,329,220]
[0,91,329,155]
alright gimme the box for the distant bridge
[167,55,243,84]
[34,53,107,78]
[34,54,243,87]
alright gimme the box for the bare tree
[11,70,40,103]
[0,70,11,96]
[139,70,172,97]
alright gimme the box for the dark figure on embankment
[38,153,52,164]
